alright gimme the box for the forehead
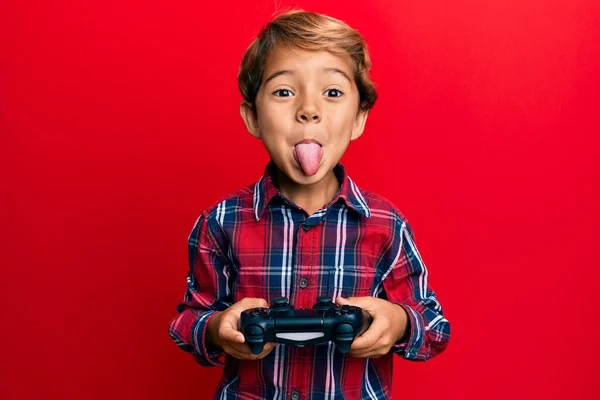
[263,46,354,79]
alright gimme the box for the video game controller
[239,296,373,355]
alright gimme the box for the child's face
[240,46,369,185]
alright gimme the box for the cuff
[191,310,226,367]
[391,303,428,361]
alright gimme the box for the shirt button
[291,391,300,400]
[302,224,311,231]
[299,277,308,288]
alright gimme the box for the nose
[296,100,321,123]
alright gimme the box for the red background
[2,0,599,399]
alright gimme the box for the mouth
[294,138,322,147]
[292,139,324,177]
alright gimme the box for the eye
[324,88,344,98]
[273,88,294,97]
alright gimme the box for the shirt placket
[293,215,322,399]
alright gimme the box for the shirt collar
[253,160,371,221]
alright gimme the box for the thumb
[220,312,245,343]
[335,296,360,306]
[254,298,269,308]
[240,297,269,310]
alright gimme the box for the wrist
[206,311,223,350]
[394,304,410,343]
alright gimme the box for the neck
[274,166,340,217]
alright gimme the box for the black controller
[239,296,373,355]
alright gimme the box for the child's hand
[335,296,409,358]
[208,297,280,360]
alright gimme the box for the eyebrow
[263,67,353,85]
[264,70,294,85]
[324,67,352,84]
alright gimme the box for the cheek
[323,114,356,141]
[324,105,355,127]
[259,112,295,140]
[259,107,288,130]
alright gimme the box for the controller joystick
[272,297,293,312]
[313,296,335,311]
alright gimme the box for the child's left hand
[335,296,409,358]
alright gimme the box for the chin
[274,156,331,185]
[295,165,330,183]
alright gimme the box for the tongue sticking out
[294,142,323,176]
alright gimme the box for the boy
[168,9,450,400]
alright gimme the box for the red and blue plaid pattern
[169,161,450,400]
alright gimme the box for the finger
[228,340,279,357]
[257,298,269,308]
[263,342,280,352]
[255,342,280,359]
[227,347,270,361]
[353,348,388,359]
[346,349,366,358]
[347,343,388,358]
[224,347,249,359]
[228,341,254,354]
[335,296,371,310]
[335,296,354,305]
[346,348,375,358]
[236,345,277,360]
[350,318,387,351]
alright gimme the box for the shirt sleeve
[380,216,451,361]
[167,210,235,367]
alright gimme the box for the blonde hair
[237,9,377,113]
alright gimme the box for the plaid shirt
[168,161,450,400]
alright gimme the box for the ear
[350,108,369,141]
[240,100,261,139]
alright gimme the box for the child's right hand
[207,297,280,360]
